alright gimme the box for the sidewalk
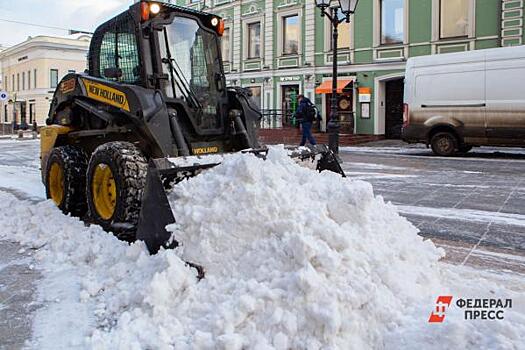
[0,132,39,141]
[258,128,384,146]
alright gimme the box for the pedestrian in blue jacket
[294,95,318,146]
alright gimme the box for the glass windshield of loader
[160,16,221,129]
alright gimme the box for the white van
[402,45,525,156]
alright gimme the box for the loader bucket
[136,146,344,254]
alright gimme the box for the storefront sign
[358,87,371,103]
[361,103,370,119]
[279,76,301,82]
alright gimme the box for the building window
[17,73,20,91]
[248,86,262,109]
[281,85,300,125]
[12,74,14,91]
[381,0,404,44]
[4,105,7,123]
[22,72,25,90]
[440,0,469,38]
[247,22,261,59]
[330,10,351,50]
[221,28,230,62]
[4,76,7,90]
[34,69,37,89]
[50,69,59,88]
[27,71,31,91]
[283,15,299,55]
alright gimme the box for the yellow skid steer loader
[41,1,344,253]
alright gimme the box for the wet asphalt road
[340,141,525,273]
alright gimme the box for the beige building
[0,34,91,131]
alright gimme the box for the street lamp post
[315,0,359,154]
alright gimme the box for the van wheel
[86,142,148,241]
[430,132,457,156]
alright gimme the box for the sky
[0,0,132,47]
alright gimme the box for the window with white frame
[50,69,58,88]
[380,0,404,44]
[283,15,299,55]
[440,0,469,38]
[247,22,261,59]
[221,27,231,62]
[331,10,351,50]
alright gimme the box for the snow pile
[0,146,524,349]
[93,146,445,349]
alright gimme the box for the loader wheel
[430,132,457,156]
[86,142,147,241]
[45,146,88,216]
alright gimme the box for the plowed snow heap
[91,146,444,349]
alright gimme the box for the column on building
[264,0,274,111]
[232,5,242,72]
[303,0,316,102]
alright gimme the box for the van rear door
[485,48,525,144]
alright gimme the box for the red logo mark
[428,296,453,323]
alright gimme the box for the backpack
[304,102,318,123]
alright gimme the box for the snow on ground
[340,145,525,164]
[0,146,524,349]
[0,164,45,201]
[341,145,525,156]
[0,139,44,201]
[397,205,525,228]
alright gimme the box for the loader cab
[88,1,228,136]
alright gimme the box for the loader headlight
[140,1,161,22]
[150,3,161,14]
[211,17,225,36]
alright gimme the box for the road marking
[397,205,525,228]
[341,148,525,164]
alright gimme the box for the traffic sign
[0,91,7,102]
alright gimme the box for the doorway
[324,93,353,134]
[281,84,299,127]
[385,78,404,139]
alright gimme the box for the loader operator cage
[88,3,227,133]
[88,12,143,85]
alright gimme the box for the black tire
[86,142,147,241]
[459,145,472,154]
[430,132,458,156]
[45,146,88,216]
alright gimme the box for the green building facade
[174,0,524,136]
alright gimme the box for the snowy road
[340,141,525,274]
